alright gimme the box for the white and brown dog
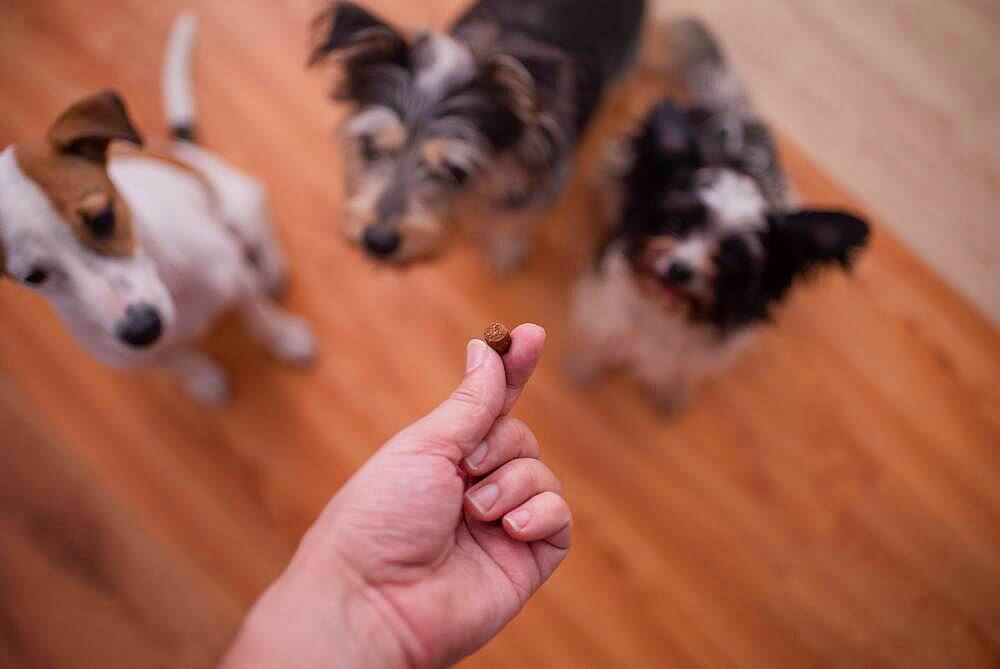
[0,15,316,405]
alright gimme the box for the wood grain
[1,1,999,667]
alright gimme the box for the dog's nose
[117,304,163,348]
[362,225,402,258]
[665,261,694,286]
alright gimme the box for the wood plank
[0,382,240,668]
[1,1,998,667]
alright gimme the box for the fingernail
[466,339,489,372]
[465,442,489,470]
[505,508,532,532]
[466,483,499,514]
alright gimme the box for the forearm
[220,556,413,669]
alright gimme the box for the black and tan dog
[569,19,871,411]
[310,0,646,270]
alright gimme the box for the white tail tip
[163,12,198,137]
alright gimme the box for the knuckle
[449,385,492,423]
[506,418,536,452]
[493,417,540,461]
[516,459,560,494]
[537,463,562,494]
[552,494,572,523]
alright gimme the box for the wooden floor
[1,1,999,667]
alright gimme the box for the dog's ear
[47,90,144,162]
[309,2,408,68]
[486,55,540,125]
[766,209,871,275]
[487,49,567,123]
[471,50,570,157]
[749,209,870,317]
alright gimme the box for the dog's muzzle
[116,303,164,349]
[362,224,402,259]
[663,260,694,287]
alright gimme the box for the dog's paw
[270,316,318,367]
[184,366,232,408]
[648,383,692,415]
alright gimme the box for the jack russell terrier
[0,14,317,406]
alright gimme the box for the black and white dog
[569,19,871,411]
[310,0,646,270]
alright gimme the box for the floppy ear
[490,49,568,111]
[487,55,538,125]
[440,54,552,153]
[309,2,408,68]
[47,90,144,162]
[768,209,871,272]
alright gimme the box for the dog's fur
[0,14,316,405]
[569,19,871,411]
[310,0,646,270]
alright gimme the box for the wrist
[222,553,415,669]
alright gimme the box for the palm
[327,445,546,658]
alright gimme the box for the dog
[569,19,871,412]
[310,0,646,270]
[0,14,316,406]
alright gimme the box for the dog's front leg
[238,293,317,367]
[565,269,628,386]
[160,349,231,407]
[565,344,615,387]
[480,208,545,275]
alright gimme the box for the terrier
[0,15,316,405]
[310,0,647,270]
[569,19,871,411]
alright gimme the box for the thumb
[403,339,507,464]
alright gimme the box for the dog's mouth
[659,280,686,302]
[636,271,690,312]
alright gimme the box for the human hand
[223,324,570,669]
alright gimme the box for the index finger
[498,323,546,415]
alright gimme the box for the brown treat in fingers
[484,323,512,356]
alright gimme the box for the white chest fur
[573,246,755,391]
[109,155,245,346]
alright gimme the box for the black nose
[665,261,694,285]
[117,304,163,348]
[362,225,402,258]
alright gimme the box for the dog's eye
[664,216,686,235]
[23,268,50,286]
[360,136,383,163]
[442,162,469,186]
[82,207,116,240]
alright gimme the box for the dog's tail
[664,17,750,115]
[163,12,199,143]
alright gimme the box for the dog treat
[484,323,512,356]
